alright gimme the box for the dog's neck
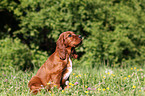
[55,47,73,60]
[66,47,72,56]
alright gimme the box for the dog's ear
[71,48,78,59]
[56,33,67,60]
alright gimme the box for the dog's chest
[62,57,72,80]
[68,57,72,68]
[63,57,72,70]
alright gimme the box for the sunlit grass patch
[1,65,145,95]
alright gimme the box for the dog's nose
[79,35,82,39]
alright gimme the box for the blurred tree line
[0,0,145,71]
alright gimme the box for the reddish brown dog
[28,31,82,94]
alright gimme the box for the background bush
[0,0,145,70]
[0,37,47,71]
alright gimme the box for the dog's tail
[28,76,43,95]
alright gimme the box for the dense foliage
[0,38,48,71]
[0,0,145,70]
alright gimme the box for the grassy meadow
[1,65,145,96]
[1,0,145,96]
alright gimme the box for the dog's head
[56,31,82,60]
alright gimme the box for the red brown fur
[28,31,82,94]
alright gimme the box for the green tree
[0,0,145,69]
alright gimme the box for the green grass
[1,65,145,96]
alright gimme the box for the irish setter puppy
[28,31,82,94]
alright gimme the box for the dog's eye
[68,34,72,37]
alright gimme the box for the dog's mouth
[73,40,82,47]
[78,40,82,46]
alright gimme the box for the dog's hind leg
[28,76,44,95]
